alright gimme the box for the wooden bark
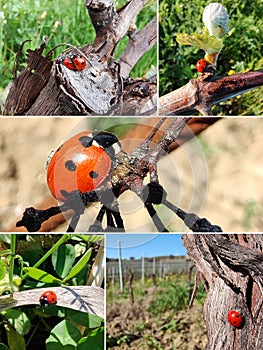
[182,234,263,350]
[159,70,263,116]
[0,286,104,318]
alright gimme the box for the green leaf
[52,244,75,279]
[24,267,61,284]
[0,235,11,245]
[75,235,104,243]
[0,260,6,281]
[46,320,82,350]
[65,309,103,328]
[6,327,26,350]
[176,30,224,53]
[63,248,92,282]
[2,309,31,336]
[77,327,104,350]
[0,343,9,350]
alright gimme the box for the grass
[0,0,156,90]
[107,273,207,311]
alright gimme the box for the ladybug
[73,54,87,71]
[196,58,207,73]
[39,291,57,309]
[227,310,244,328]
[57,53,87,71]
[46,131,121,202]
[62,56,76,71]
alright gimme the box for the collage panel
[159,0,263,116]
[1,117,263,233]
[106,233,263,350]
[0,233,105,349]
[0,0,157,117]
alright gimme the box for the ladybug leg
[89,204,125,232]
[140,182,169,232]
[108,209,125,231]
[16,190,98,232]
[145,202,169,232]
[67,213,81,232]
[16,206,62,232]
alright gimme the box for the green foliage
[147,280,190,315]
[0,234,104,350]
[159,0,263,115]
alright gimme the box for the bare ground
[107,286,207,350]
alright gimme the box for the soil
[107,286,207,350]
[0,117,262,232]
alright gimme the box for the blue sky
[106,234,187,259]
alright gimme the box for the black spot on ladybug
[79,136,93,148]
[89,171,99,178]
[65,160,76,171]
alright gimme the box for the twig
[0,286,104,318]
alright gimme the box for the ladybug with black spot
[56,53,87,71]
[39,290,57,309]
[46,131,121,202]
[196,58,207,73]
[72,54,87,71]
[227,310,244,328]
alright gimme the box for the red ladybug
[46,131,121,202]
[73,55,87,71]
[227,310,243,328]
[196,58,207,73]
[62,56,76,71]
[57,53,87,71]
[39,291,57,309]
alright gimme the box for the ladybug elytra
[227,310,243,328]
[196,58,207,73]
[46,131,121,202]
[73,55,87,71]
[39,290,57,309]
[57,53,87,71]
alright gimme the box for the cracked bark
[182,234,263,350]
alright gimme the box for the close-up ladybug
[196,58,207,73]
[72,54,87,71]
[57,53,87,71]
[62,56,76,71]
[227,310,244,328]
[46,130,121,202]
[39,290,57,309]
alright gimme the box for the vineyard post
[117,240,123,292]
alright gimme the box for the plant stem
[9,234,17,292]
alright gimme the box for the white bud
[202,3,229,38]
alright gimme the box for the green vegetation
[159,0,263,115]
[0,234,104,350]
[107,273,207,309]
[107,274,207,348]
[0,0,156,91]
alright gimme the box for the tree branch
[118,16,157,78]
[0,286,104,318]
[159,70,263,115]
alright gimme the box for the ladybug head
[93,131,122,157]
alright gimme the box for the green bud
[202,3,229,38]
